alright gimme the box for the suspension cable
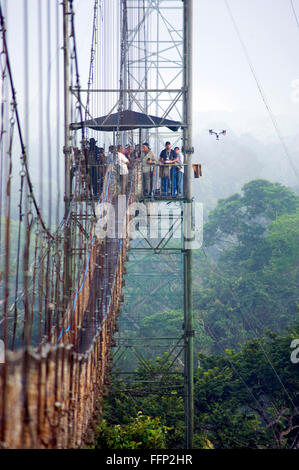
[85,0,99,122]
[0,3,54,240]
[224,0,299,184]
[290,0,299,28]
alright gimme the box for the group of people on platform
[159,141,184,198]
[83,138,184,198]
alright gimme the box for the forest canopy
[95,179,299,449]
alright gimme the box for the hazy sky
[3,0,299,152]
[3,0,299,137]
[196,0,299,112]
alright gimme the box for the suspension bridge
[0,0,198,449]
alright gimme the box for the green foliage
[139,310,212,353]
[104,179,299,449]
[266,209,299,272]
[195,322,299,448]
[95,413,171,449]
[102,355,186,449]
[204,179,299,248]
[97,322,299,449]
[242,179,299,220]
[140,310,183,339]
[192,180,299,352]
[118,180,299,358]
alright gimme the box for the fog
[3,0,299,224]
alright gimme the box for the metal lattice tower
[111,0,195,449]
[0,0,195,448]
[123,0,184,160]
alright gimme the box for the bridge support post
[63,0,72,302]
[104,0,195,449]
[183,0,194,450]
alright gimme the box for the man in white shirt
[117,144,129,194]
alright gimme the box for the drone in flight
[209,129,227,141]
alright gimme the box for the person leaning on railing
[159,141,177,197]
[174,146,184,197]
[141,142,157,197]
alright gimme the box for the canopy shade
[70,109,181,132]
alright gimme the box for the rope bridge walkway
[0,161,143,448]
[0,0,145,448]
[0,0,185,448]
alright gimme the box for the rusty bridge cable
[0,3,54,240]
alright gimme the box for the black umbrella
[70,109,181,132]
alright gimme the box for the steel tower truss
[73,0,195,448]
[124,0,184,146]
[112,0,195,449]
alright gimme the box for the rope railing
[0,162,143,449]
[0,0,145,448]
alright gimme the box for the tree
[195,322,299,448]
[97,355,186,449]
[95,413,171,449]
[95,323,299,449]
[192,180,299,352]
[204,179,299,250]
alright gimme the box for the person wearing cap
[159,142,177,197]
[141,142,157,197]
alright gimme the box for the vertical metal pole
[63,0,71,302]
[143,0,149,143]
[119,0,128,147]
[183,0,194,449]
[155,4,160,191]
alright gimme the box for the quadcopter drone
[209,129,227,140]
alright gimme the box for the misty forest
[92,173,299,449]
[71,113,296,449]
[1,0,299,451]
[2,121,299,449]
